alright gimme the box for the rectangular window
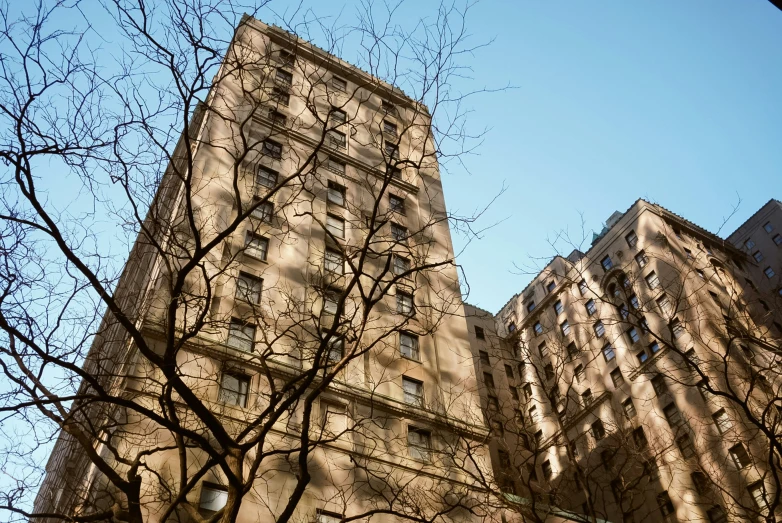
[332,76,347,92]
[236,272,263,303]
[326,214,345,238]
[671,318,684,339]
[560,320,570,336]
[383,119,398,136]
[676,434,695,458]
[402,377,424,407]
[256,166,278,189]
[227,319,256,351]
[764,266,775,278]
[567,342,579,358]
[407,426,431,460]
[327,181,346,206]
[684,247,693,258]
[382,99,397,114]
[763,221,774,233]
[533,322,543,335]
[389,194,405,214]
[594,321,605,338]
[753,250,763,262]
[245,233,269,260]
[252,199,273,223]
[271,87,290,106]
[554,300,563,315]
[522,383,532,401]
[582,388,593,406]
[610,367,624,387]
[626,326,640,344]
[262,139,282,159]
[534,429,543,446]
[773,234,782,246]
[658,492,675,519]
[618,303,629,319]
[479,350,490,365]
[706,506,727,523]
[324,249,344,274]
[219,373,250,407]
[713,409,732,434]
[579,279,588,295]
[384,142,399,159]
[635,250,648,268]
[574,364,584,383]
[626,230,638,248]
[327,156,346,176]
[331,108,346,124]
[199,484,228,516]
[591,419,605,441]
[278,49,295,65]
[487,395,499,411]
[601,255,613,271]
[645,459,661,480]
[629,294,640,309]
[329,130,346,149]
[483,372,496,391]
[585,299,597,316]
[393,254,410,277]
[275,68,292,85]
[475,326,485,340]
[745,238,755,249]
[505,364,514,379]
[544,364,555,380]
[657,295,673,315]
[510,388,519,401]
[650,341,662,355]
[623,398,637,418]
[388,166,402,180]
[637,350,649,363]
[645,271,660,289]
[652,374,668,396]
[603,344,616,362]
[546,280,556,294]
[663,402,682,427]
[396,290,414,315]
[538,342,549,359]
[391,222,407,243]
[526,300,536,312]
[542,460,552,480]
[633,427,648,449]
[748,481,769,511]
[269,108,287,125]
[400,332,419,360]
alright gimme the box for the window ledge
[628,345,670,382]
[562,391,612,431]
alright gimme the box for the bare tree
[0,1,501,522]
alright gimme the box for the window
[712,409,731,434]
[534,429,543,446]
[384,142,399,159]
[327,181,345,206]
[388,166,402,180]
[498,449,511,470]
[567,342,579,358]
[629,294,640,309]
[522,383,532,401]
[633,427,648,449]
[325,214,345,239]
[249,197,273,223]
[671,318,684,339]
[389,194,405,214]
[256,166,278,189]
[753,250,764,262]
[637,350,649,363]
[764,221,774,233]
[645,271,660,289]
[649,341,661,354]
[657,491,675,520]
[505,364,514,379]
[591,419,606,441]
[324,249,344,274]
[640,317,649,332]
[475,326,485,340]
[278,49,295,65]
[569,440,580,458]
[381,99,397,114]
[199,484,228,516]
[400,332,419,360]
[585,299,597,316]
[268,108,286,127]
[402,377,424,407]
[542,460,552,480]
[627,327,640,343]
[696,269,705,279]
[483,372,496,391]
[764,266,775,278]
[657,295,673,315]
[635,250,648,268]
[645,459,661,480]
[327,156,346,176]
[331,76,347,92]
[328,337,345,363]
[748,481,769,511]
[329,130,346,149]
[271,87,290,106]
[728,443,751,469]
[574,364,584,382]
[622,398,637,418]
[219,373,250,407]
[745,238,756,249]
[706,506,727,523]
[320,401,346,435]
[582,388,593,406]
[690,471,710,495]
[479,350,490,365]
[236,272,263,303]
[651,374,668,396]
[774,234,782,246]
[507,322,516,333]
[610,368,624,387]
[227,319,255,351]
[544,364,555,380]
[600,255,613,271]
[618,303,629,319]
[331,108,346,125]
[578,279,588,295]
[626,230,638,248]
[533,321,543,335]
[322,291,339,317]
[594,321,605,338]
[275,68,292,85]
[560,320,570,336]
[526,463,538,482]
[391,222,407,243]
[487,396,499,411]
[546,280,556,294]
[526,300,536,313]
[663,402,682,428]
[510,388,519,401]
[554,300,563,315]
[528,405,537,422]
[407,426,431,460]
[538,342,549,359]
[262,139,282,159]
[383,119,398,136]
[396,290,414,315]
[392,254,410,276]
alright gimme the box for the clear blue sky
[398,0,782,313]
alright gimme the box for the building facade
[466,199,782,523]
